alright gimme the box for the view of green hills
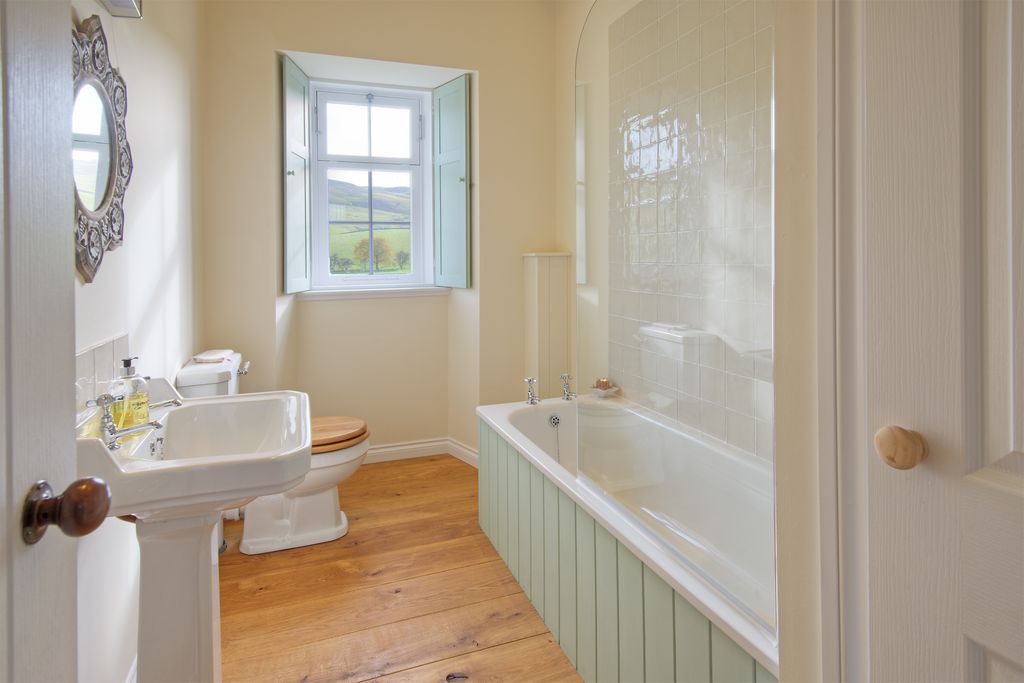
[328,178,410,222]
[328,177,412,275]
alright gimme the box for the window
[311,87,428,288]
[281,55,470,294]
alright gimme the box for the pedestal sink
[77,389,311,683]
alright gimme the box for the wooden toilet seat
[311,416,369,454]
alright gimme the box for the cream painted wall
[73,0,202,380]
[772,1,822,679]
[71,2,202,682]
[198,1,557,449]
[554,1,591,387]
[554,1,590,254]
[295,297,449,445]
[560,0,615,392]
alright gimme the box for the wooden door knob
[874,426,929,470]
[21,477,111,544]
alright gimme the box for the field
[327,177,412,275]
[328,224,411,274]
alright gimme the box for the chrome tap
[88,393,163,450]
[149,398,182,410]
[524,377,540,405]
[560,373,576,401]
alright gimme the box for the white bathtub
[477,396,779,671]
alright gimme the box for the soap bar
[194,349,234,363]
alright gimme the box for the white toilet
[175,352,370,556]
[239,416,370,555]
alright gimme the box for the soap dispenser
[111,356,150,430]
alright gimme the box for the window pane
[371,171,411,222]
[325,102,368,156]
[327,169,369,221]
[370,225,412,274]
[329,223,371,275]
[370,105,411,158]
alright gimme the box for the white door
[837,0,1024,680]
[1,0,84,681]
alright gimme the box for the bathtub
[477,397,779,677]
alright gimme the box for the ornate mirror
[72,15,132,283]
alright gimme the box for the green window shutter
[281,55,311,294]
[432,74,471,288]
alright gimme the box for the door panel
[862,3,966,676]
[839,0,1024,679]
[966,2,1024,675]
[1,0,78,680]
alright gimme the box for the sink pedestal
[136,513,222,683]
[75,390,313,683]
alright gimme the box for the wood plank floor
[220,455,580,682]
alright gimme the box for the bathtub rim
[477,398,780,676]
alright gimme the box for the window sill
[297,286,451,302]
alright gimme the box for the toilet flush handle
[238,361,251,376]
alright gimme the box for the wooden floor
[219,455,580,682]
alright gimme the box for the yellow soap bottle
[111,356,150,430]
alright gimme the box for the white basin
[79,391,311,520]
[77,389,312,683]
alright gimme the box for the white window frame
[309,82,433,290]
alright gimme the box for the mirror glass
[72,83,112,212]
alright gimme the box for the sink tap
[524,377,540,405]
[88,393,163,450]
[560,373,576,401]
[149,398,182,410]
[106,421,164,450]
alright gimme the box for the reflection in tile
[607,0,774,459]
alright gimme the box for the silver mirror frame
[72,15,132,283]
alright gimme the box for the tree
[353,235,394,271]
[395,250,410,271]
[330,255,354,273]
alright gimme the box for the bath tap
[88,393,164,450]
[560,373,576,401]
[524,377,540,405]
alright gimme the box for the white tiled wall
[75,334,129,417]
[606,0,774,460]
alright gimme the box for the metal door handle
[874,426,929,470]
[22,477,111,544]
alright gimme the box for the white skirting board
[364,437,478,468]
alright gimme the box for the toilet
[175,351,370,555]
[239,416,370,555]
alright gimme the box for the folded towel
[193,349,234,364]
